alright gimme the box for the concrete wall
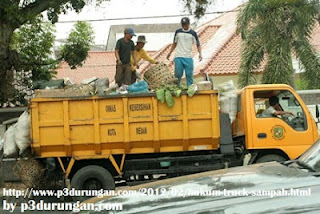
[192,73,263,89]
[107,24,180,51]
[0,124,5,139]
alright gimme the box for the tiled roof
[139,25,221,75]
[56,51,116,83]
[56,11,320,83]
[204,33,242,75]
[56,51,156,83]
[141,10,320,77]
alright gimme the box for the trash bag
[3,124,18,157]
[217,80,235,92]
[0,136,4,151]
[219,90,238,123]
[127,81,149,93]
[15,111,31,154]
[33,79,65,90]
[95,78,109,95]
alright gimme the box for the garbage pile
[217,80,238,123]
[33,77,107,98]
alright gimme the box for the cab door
[249,88,314,159]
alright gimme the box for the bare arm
[274,111,294,116]
[166,43,177,60]
[132,51,138,69]
[197,45,203,61]
[115,49,121,64]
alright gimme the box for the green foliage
[187,85,196,97]
[237,0,320,89]
[165,90,175,108]
[156,84,196,107]
[295,78,309,90]
[0,1,103,27]
[0,0,108,102]
[174,88,182,97]
[11,16,58,81]
[60,21,95,69]
[156,89,165,103]
[182,0,215,19]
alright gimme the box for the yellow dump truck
[3,84,319,191]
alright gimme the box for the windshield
[254,90,307,131]
[298,138,320,171]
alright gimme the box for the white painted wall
[306,105,320,134]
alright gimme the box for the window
[254,90,307,131]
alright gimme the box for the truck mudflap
[219,112,235,155]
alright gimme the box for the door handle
[258,133,267,139]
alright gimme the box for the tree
[182,0,215,18]
[11,15,58,81]
[0,0,106,103]
[60,21,95,69]
[237,0,320,89]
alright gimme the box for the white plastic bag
[4,124,18,157]
[95,78,109,95]
[217,80,235,92]
[219,89,238,123]
[0,136,4,151]
[15,111,31,154]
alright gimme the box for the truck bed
[30,91,220,158]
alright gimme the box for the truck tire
[255,154,286,163]
[71,165,115,192]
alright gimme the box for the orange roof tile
[56,51,156,83]
[56,51,116,83]
[140,25,221,75]
[140,10,320,77]
[204,34,242,75]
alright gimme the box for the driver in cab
[262,96,294,118]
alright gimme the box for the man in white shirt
[166,17,202,86]
[262,96,294,117]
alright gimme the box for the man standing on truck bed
[130,35,158,84]
[166,17,202,86]
[115,28,138,87]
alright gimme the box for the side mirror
[316,105,319,119]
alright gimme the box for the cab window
[254,90,307,131]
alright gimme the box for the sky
[55,0,245,50]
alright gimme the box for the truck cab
[233,84,319,162]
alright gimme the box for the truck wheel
[71,165,115,192]
[255,154,286,163]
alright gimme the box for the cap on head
[124,28,136,36]
[181,17,190,25]
[137,35,147,43]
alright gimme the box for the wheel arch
[248,149,290,163]
[74,159,118,179]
